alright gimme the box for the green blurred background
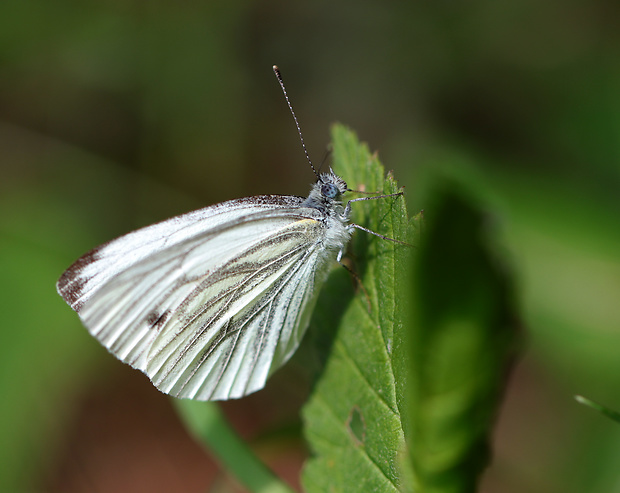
[1,1,619,492]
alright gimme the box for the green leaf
[302,124,413,492]
[404,181,520,492]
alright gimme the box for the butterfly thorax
[302,170,352,254]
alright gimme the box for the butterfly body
[57,171,353,400]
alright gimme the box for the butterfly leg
[345,192,411,246]
[344,191,404,215]
[337,247,372,312]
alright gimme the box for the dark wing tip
[56,248,101,312]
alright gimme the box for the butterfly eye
[321,183,339,199]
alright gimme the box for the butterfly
[56,66,403,401]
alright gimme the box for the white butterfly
[57,67,403,401]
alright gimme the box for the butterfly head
[321,182,340,199]
[303,170,348,212]
[319,170,347,197]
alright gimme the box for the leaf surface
[302,124,413,492]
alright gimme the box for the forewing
[57,196,330,400]
[147,220,327,400]
[58,196,304,311]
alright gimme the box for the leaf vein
[313,394,400,492]
[335,338,398,416]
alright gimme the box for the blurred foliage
[175,400,295,493]
[1,0,619,492]
[575,396,620,425]
[403,179,520,493]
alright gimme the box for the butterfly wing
[57,195,335,400]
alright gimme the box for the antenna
[273,65,319,179]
